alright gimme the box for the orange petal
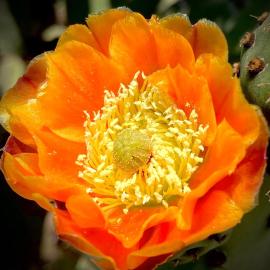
[11,99,85,144]
[109,13,158,78]
[230,112,268,211]
[195,54,260,147]
[128,222,184,269]
[150,19,195,72]
[180,120,246,230]
[2,152,46,200]
[86,8,131,54]
[160,13,193,42]
[219,79,260,146]
[6,117,36,147]
[215,110,268,212]
[38,41,126,138]
[55,209,134,270]
[191,19,228,60]
[160,15,228,60]
[180,190,243,245]
[1,55,46,109]
[2,150,86,202]
[4,136,35,155]
[29,129,87,201]
[54,209,118,270]
[66,194,106,229]
[57,24,100,51]
[148,65,216,145]
[33,128,84,183]
[1,39,128,145]
[107,206,178,248]
[13,153,41,175]
[0,55,47,145]
[191,120,246,188]
[195,54,233,113]
[32,193,53,211]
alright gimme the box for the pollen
[76,72,208,214]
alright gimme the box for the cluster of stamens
[76,72,208,214]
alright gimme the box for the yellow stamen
[76,72,208,213]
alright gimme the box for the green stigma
[113,128,152,173]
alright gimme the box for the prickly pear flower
[0,8,268,270]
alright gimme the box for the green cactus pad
[240,12,270,122]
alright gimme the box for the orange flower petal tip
[0,8,268,270]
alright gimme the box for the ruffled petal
[3,41,127,145]
[179,120,246,229]
[38,41,127,140]
[150,18,195,72]
[32,129,87,198]
[191,120,246,188]
[195,54,260,146]
[86,8,131,54]
[66,194,106,229]
[0,55,47,145]
[160,13,193,42]
[4,136,35,155]
[55,209,134,270]
[2,152,46,200]
[195,54,233,113]
[2,41,125,147]
[1,128,87,202]
[148,65,217,145]
[2,142,86,202]
[160,15,228,60]
[219,79,260,146]
[180,190,243,245]
[215,110,268,212]
[54,209,119,270]
[109,13,158,77]
[128,222,183,269]
[191,19,228,60]
[57,24,100,50]
[106,206,178,248]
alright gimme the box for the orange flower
[0,9,268,270]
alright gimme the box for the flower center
[76,72,208,213]
[113,128,152,173]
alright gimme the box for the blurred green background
[0,0,270,270]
